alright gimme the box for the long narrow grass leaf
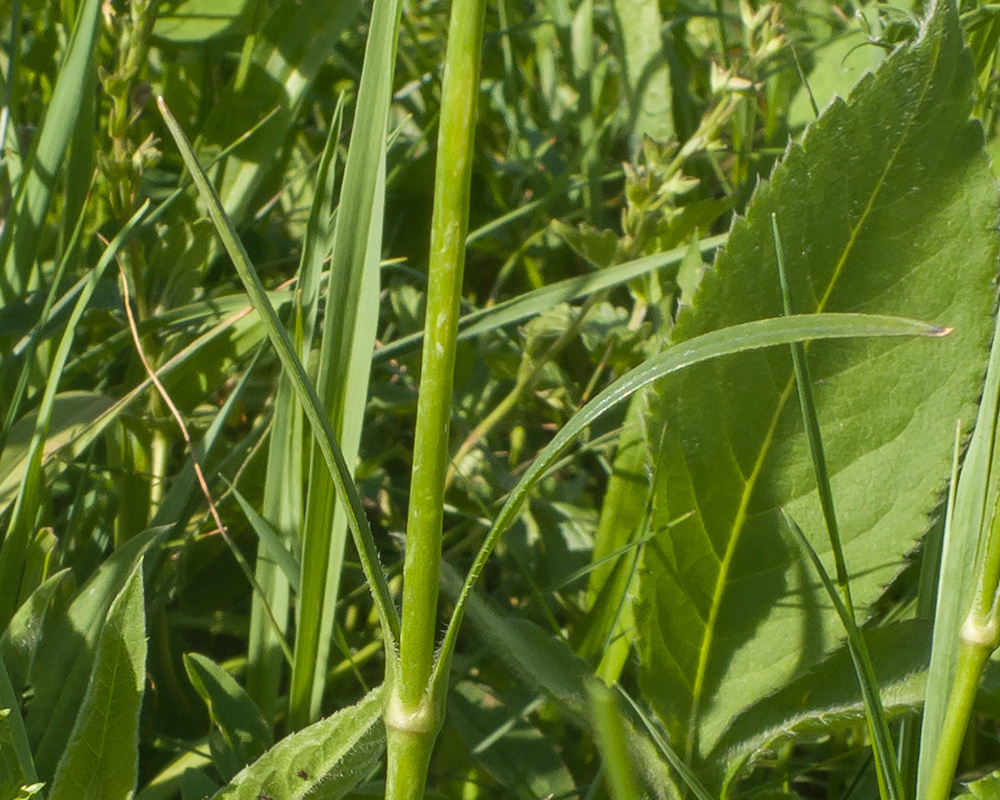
[0,0,103,302]
[291,0,400,727]
[781,511,903,800]
[773,214,903,800]
[231,485,301,592]
[373,234,727,363]
[157,97,401,649]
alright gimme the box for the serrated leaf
[48,562,147,800]
[209,686,385,800]
[635,0,998,776]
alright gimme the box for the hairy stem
[387,0,487,795]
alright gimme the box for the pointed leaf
[25,528,162,779]
[47,562,147,800]
[635,0,997,772]
[184,653,272,781]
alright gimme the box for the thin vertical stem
[386,0,487,795]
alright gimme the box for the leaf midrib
[683,31,943,760]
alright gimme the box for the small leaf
[184,653,272,781]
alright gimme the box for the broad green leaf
[210,686,385,800]
[634,0,997,777]
[25,528,162,780]
[48,562,147,800]
[712,620,930,788]
[183,653,272,781]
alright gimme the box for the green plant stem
[926,636,993,800]
[926,492,1000,800]
[387,0,487,795]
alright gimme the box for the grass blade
[0,0,103,302]
[157,96,401,650]
[434,311,949,686]
[373,234,727,363]
[290,0,400,728]
[773,213,903,800]
[780,511,903,800]
[918,317,1000,799]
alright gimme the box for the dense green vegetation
[4,0,1000,798]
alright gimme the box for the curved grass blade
[434,312,948,687]
[157,97,401,649]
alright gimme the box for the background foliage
[3,0,1000,798]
